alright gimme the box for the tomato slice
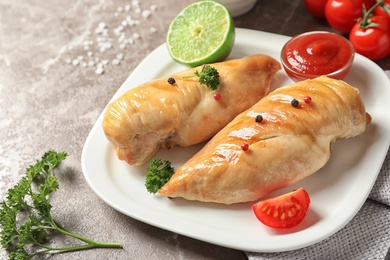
[252,188,311,229]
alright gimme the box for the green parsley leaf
[183,64,220,91]
[194,65,220,91]
[0,150,123,259]
[145,158,175,194]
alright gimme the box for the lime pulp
[166,1,235,67]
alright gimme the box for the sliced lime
[166,1,235,67]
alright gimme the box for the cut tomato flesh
[252,188,311,229]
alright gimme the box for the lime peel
[166,1,235,67]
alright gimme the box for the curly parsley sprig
[0,150,122,259]
[184,64,220,91]
[145,158,175,194]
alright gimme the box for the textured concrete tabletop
[1,0,389,260]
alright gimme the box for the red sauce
[282,32,354,81]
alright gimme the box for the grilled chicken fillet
[102,54,280,165]
[158,76,370,204]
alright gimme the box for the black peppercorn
[167,77,176,84]
[291,99,299,107]
[255,114,263,123]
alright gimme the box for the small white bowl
[217,0,257,17]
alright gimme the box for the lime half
[166,1,235,67]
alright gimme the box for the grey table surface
[1,0,389,259]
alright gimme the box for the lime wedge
[166,1,235,67]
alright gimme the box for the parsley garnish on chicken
[183,64,220,91]
[145,158,175,194]
[194,65,220,91]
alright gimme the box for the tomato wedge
[252,188,311,229]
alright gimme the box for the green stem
[30,242,122,258]
[361,0,390,28]
[36,216,122,249]
[30,224,123,249]
[362,0,383,26]
[382,2,390,16]
[51,225,122,248]
[44,206,119,247]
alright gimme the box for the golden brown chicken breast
[159,76,370,204]
[102,54,280,165]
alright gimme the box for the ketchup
[281,31,354,81]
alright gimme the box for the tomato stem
[360,0,389,28]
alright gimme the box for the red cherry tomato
[349,15,390,60]
[304,0,328,19]
[252,188,311,229]
[373,0,390,18]
[325,0,374,34]
[366,0,380,7]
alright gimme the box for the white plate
[81,28,390,252]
